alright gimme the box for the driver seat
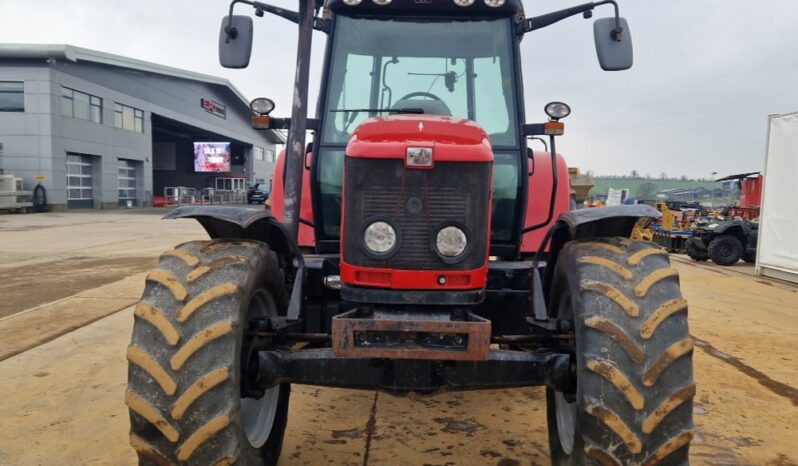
[392,98,452,117]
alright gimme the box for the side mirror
[219,15,254,69]
[594,17,633,71]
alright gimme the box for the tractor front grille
[343,158,491,270]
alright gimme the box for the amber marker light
[544,121,565,136]
[252,115,271,129]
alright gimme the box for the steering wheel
[397,91,444,102]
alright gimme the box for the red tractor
[126,1,694,465]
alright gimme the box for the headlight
[372,0,392,5]
[343,0,362,4]
[453,0,475,6]
[436,226,468,257]
[483,0,505,7]
[363,221,397,254]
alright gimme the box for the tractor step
[331,308,491,361]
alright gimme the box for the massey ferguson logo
[201,98,227,119]
[406,147,433,168]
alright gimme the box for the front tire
[127,239,290,465]
[708,235,742,266]
[685,238,708,262]
[547,238,695,466]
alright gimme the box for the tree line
[588,170,713,182]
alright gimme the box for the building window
[61,87,102,123]
[114,103,144,132]
[265,149,275,163]
[0,81,24,112]
[254,146,265,161]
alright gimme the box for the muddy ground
[0,209,797,465]
[0,256,154,318]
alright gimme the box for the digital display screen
[193,142,231,172]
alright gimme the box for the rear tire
[547,238,694,466]
[708,235,742,266]
[685,238,709,262]
[742,251,756,264]
[127,239,290,465]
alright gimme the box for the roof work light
[544,101,571,120]
[250,97,275,116]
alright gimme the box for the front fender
[554,205,661,240]
[542,205,661,305]
[164,206,303,262]
[164,206,305,321]
[714,222,742,237]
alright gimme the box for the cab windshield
[322,16,519,147]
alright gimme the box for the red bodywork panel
[521,152,572,254]
[342,115,493,291]
[347,115,493,162]
[270,149,316,248]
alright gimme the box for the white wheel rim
[554,289,576,455]
[241,288,281,448]
[555,391,576,455]
[242,386,280,448]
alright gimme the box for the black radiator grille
[343,158,490,270]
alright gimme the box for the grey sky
[2,0,796,178]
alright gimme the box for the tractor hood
[346,114,493,163]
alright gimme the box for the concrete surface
[0,209,205,317]
[1,210,797,465]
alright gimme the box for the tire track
[693,336,798,406]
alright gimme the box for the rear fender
[164,206,304,320]
[542,205,661,306]
[715,224,752,252]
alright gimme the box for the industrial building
[0,44,282,210]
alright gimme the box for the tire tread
[548,238,695,466]
[127,240,289,465]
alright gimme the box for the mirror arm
[252,1,299,24]
[226,0,329,34]
[592,0,623,41]
[519,0,623,41]
[224,0,245,43]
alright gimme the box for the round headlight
[372,0,392,5]
[342,0,362,4]
[544,101,571,120]
[250,97,275,115]
[483,0,506,7]
[453,0,475,6]
[364,221,397,254]
[436,226,468,257]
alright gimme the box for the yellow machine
[655,201,680,231]
[631,225,654,241]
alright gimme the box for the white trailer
[757,112,798,283]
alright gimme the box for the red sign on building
[200,98,227,119]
